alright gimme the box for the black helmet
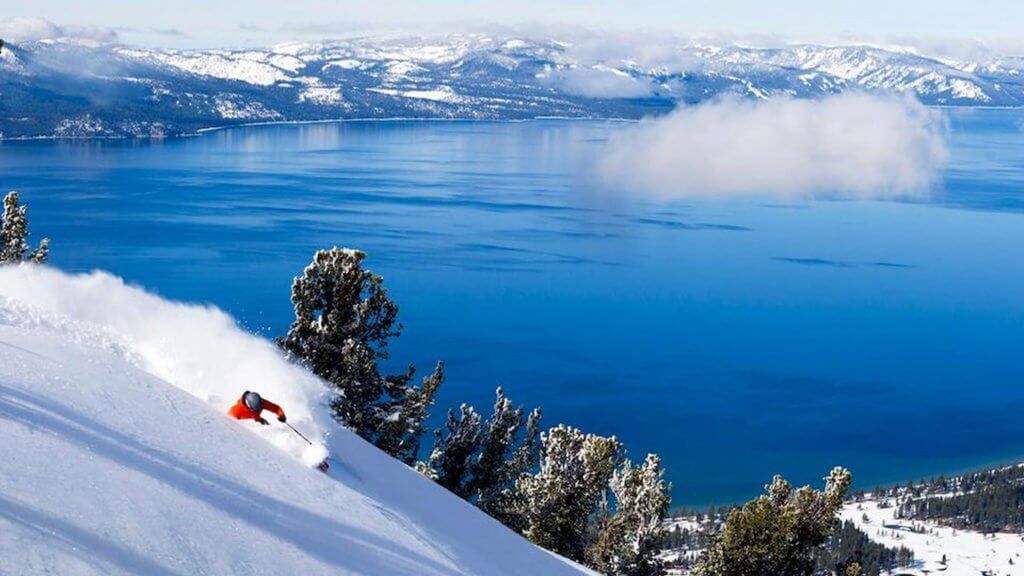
[243,391,263,413]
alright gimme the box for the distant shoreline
[194,115,639,133]
[669,455,1024,512]
[0,116,639,143]
[1,105,1020,143]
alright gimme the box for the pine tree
[28,238,48,264]
[695,467,852,576]
[470,387,525,516]
[427,404,483,498]
[375,361,445,464]
[491,406,543,532]
[278,248,397,436]
[587,454,672,576]
[518,425,624,562]
[1,191,49,264]
[511,407,543,477]
[1,191,28,263]
[277,248,441,458]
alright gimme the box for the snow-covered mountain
[0,265,595,576]
[1,34,1023,138]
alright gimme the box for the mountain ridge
[1,34,1022,138]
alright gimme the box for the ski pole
[285,421,313,445]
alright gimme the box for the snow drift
[0,265,330,467]
[0,264,594,576]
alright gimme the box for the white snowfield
[843,499,1024,576]
[0,265,595,576]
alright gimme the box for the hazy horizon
[3,2,1024,55]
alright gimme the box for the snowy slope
[0,265,595,576]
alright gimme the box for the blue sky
[4,0,1023,48]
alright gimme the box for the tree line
[276,247,673,575]
[815,520,914,576]
[894,465,1024,533]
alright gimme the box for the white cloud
[600,93,949,200]
[0,17,62,41]
[0,17,117,43]
[549,65,655,98]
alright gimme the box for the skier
[228,391,330,473]
[228,390,286,425]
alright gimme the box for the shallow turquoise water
[3,111,1023,505]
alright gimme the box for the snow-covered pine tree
[1,191,49,264]
[28,238,49,264]
[518,425,624,562]
[397,360,445,463]
[375,361,445,465]
[0,192,28,263]
[278,248,397,436]
[490,406,543,532]
[470,387,525,516]
[587,454,671,576]
[511,407,543,478]
[278,248,442,459]
[427,404,483,498]
[695,467,852,576]
[585,493,620,574]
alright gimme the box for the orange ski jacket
[228,395,285,422]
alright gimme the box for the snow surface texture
[0,265,595,576]
[843,499,1024,576]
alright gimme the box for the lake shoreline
[1,104,1020,143]
[0,115,640,143]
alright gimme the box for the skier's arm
[262,400,286,422]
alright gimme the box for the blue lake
[2,111,1024,505]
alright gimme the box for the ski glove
[256,417,269,425]
[278,414,287,423]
